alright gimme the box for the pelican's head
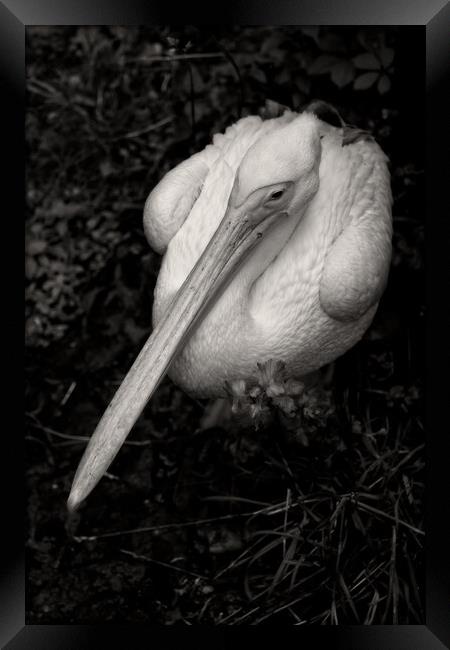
[67,113,323,510]
[230,113,322,225]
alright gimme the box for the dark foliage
[26,26,425,625]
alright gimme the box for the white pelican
[68,101,392,510]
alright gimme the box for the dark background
[25,26,425,625]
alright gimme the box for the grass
[26,26,425,625]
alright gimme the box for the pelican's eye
[261,184,293,209]
[269,189,284,201]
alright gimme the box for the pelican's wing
[143,149,214,254]
[319,148,393,322]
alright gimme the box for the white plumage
[68,104,392,509]
[145,109,392,396]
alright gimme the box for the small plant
[352,45,394,94]
[224,359,335,438]
[306,28,394,95]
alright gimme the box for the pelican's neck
[245,210,309,289]
[216,203,312,331]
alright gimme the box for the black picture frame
[6,0,449,646]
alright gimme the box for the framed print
[5,0,449,646]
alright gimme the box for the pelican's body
[146,110,392,397]
[68,104,392,509]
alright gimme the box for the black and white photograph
[10,8,446,643]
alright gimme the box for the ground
[26,26,425,625]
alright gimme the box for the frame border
[7,0,449,645]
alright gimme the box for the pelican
[68,101,392,510]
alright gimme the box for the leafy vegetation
[26,26,425,625]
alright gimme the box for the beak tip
[67,486,82,513]
[66,430,111,512]
[67,467,92,512]
[67,449,108,512]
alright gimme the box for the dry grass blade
[72,503,291,542]
[338,573,360,622]
[120,549,208,580]
[364,589,382,624]
[356,501,424,536]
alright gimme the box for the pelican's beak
[67,192,281,510]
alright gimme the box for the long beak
[67,199,280,510]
